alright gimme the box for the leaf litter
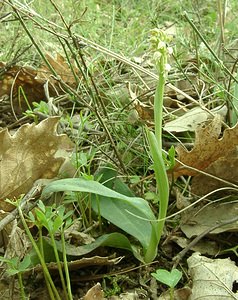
[173,113,238,276]
[1,59,237,300]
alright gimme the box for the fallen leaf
[174,115,238,177]
[134,100,154,123]
[188,252,238,300]
[0,211,29,260]
[4,219,29,260]
[164,106,227,133]
[109,291,141,300]
[83,283,104,300]
[0,117,74,211]
[0,62,48,113]
[191,147,238,195]
[175,75,198,101]
[0,54,78,117]
[181,201,238,239]
[158,287,191,300]
[27,256,122,275]
[171,236,219,256]
[37,53,78,87]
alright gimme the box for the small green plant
[151,268,182,300]
[24,101,50,121]
[28,201,74,300]
[4,197,61,300]
[103,275,122,297]
[0,255,31,300]
[5,197,74,300]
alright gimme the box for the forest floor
[1,1,238,299]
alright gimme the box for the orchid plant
[40,29,172,263]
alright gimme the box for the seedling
[151,268,182,300]
[5,197,74,300]
[0,255,31,300]
[28,201,74,300]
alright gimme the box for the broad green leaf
[52,215,63,233]
[113,177,135,197]
[42,178,146,209]
[91,194,154,250]
[44,233,139,256]
[29,233,143,265]
[94,168,154,249]
[41,178,157,251]
[95,166,135,197]
[94,166,118,189]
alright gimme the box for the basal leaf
[91,194,153,250]
[41,178,157,254]
[29,233,143,265]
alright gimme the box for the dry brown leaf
[175,75,198,101]
[158,287,191,300]
[0,117,74,211]
[174,115,238,177]
[164,106,227,133]
[181,201,238,238]
[0,211,29,260]
[24,255,122,278]
[83,283,104,300]
[188,252,238,300]
[171,236,219,256]
[134,100,154,123]
[37,53,78,87]
[0,62,48,113]
[191,147,238,195]
[0,54,77,116]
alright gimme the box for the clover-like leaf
[151,268,182,288]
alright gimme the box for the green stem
[147,131,169,241]
[154,57,166,150]
[144,221,159,263]
[170,287,174,300]
[39,227,55,299]
[17,273,26,300]
[49,232,69,300]
[18,207,61,300]
[145,30,170,262]
[61,230,73,300]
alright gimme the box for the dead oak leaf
[37,53,78,88]
[0,117,74,211]
[0,53,77,116]
[191,147,238,196]
[173,115,238,177]
[0,62,48,113]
